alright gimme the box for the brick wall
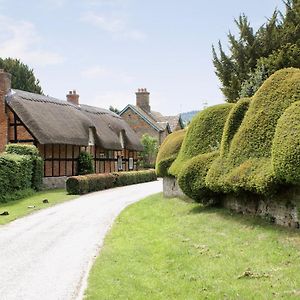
[0,71,11,152]
[121,108,169,145]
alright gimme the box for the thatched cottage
[120,89,184,145]
[0,70,143,178]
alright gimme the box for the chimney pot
[136,88,150,112]
[66,89,79,105]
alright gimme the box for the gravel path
[0,180,162,300]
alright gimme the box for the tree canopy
[0,58,43,94]
[213,0,300,102]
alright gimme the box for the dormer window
[89,127,95,146]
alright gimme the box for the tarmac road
[0,180,162,300]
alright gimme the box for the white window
[129,157,134,170]
[117,156,123,171]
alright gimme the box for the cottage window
[117,156,123,171]
[108,151,114,159]
[129,157,134,170]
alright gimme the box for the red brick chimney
[66,90,79,105]
[0,69,11,152]
[136,88,150,113]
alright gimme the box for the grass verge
[85,193,300,300]
[0,189,77,225]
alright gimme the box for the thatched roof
[6,90,143,151]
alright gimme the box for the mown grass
[85,193,300,300]
[0,189,77,225]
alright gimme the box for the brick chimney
[136,88,150,113]
[66,90,79,105]
[0,69,11,152]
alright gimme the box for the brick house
[0,70,143,178]
[119,89,184,145]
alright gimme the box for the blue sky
[0,0,284,115]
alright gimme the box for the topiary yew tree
[155,129,186,177]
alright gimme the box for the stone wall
[162,176,300,228]
[222,188,300,228]
[163,177,186,198]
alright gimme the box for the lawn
[0,189,77,225]
[85,193,300,300]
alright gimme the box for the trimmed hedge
[155,129,186,177]
[207,68,300,195]
[178,151,219,203]
[169,103,234,176]
[0,153,33,202]
[5,144,44,190]
[272,101,300,184]
[66,170,157,195]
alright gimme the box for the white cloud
[0,16,64,66]
[80,11,145,41]
[81,65,134,83]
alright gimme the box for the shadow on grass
[188,204,300,235]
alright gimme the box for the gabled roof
[120,104,182,133]
[6,90,143,151]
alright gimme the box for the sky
[0,0,285,115]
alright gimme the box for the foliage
[206,68,300,195]
[6,144,44,190]
[0,58,43,94]
[177,151,219,203]
[272,101,300,183]
[109,106,120,114]
[0,153,33,202]
[169,104,233,176]
[78,151,94,175]
[66,170,157,195]
[155,129,186,177]
[140,134,159,168]
[213,0,300,102]
[85,193,300,299]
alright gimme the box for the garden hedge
[272,101,300,184]
[6,144,44,190]
[0,153,33,202]
[207,68,300,195]
[177,151,219,203]
[66,170,157,195]
[169,103,234,177]
[155,129,186,177]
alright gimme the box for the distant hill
[180,110,199,124]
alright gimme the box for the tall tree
[213,0,299,102]
[0,58,43,94]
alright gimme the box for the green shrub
[219,98,250,156]
[155,130,186,177]
[5,144,43,190]
[66,170,157,195]
[169,103,233,176]
[78,152,94,175]
[272,101,300,184]
[207,68,300,195]
[0,153,33,202]
[177,151,219,203]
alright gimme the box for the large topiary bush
[177,151,219,203]
[78,151,94,175]
[207,68,300,195]
[272,101,300,184]
[155,129,186,177]
[169,103,234,177]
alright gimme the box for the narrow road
[0,180,162,300]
